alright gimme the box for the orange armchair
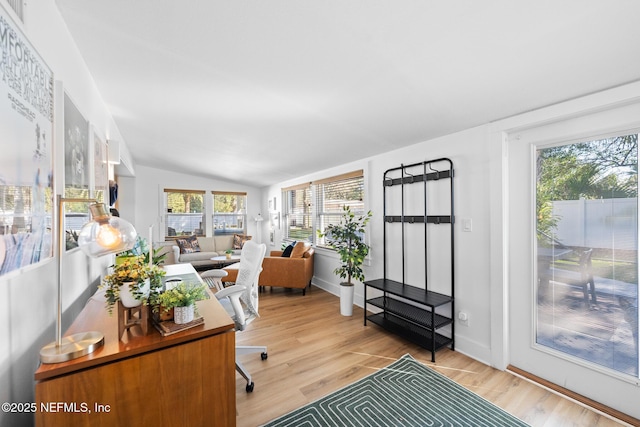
[223,247,314,295]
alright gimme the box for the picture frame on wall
[62,91,90,251]
[93,129,109,203]
[0,6,55,276]
[270,212,280,230]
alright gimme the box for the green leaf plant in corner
[318,206,373,286]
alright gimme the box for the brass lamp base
[39,331,104,364]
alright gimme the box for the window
[536,133,638,377]
[212,191,247,235]
[0,185,53,235]
[283,183,313,242]
[164,189,205,238]
[315,171,364,247]
[282,170,365,245]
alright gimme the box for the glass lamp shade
[77,204,137,257]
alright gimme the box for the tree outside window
[536,133,638,377]
[164,190,205,238]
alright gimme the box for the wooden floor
[234,286,632,427]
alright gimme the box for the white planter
[340,284,355,316]
[119,279,150,308]
[174,305,195,324]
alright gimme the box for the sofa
[222,242,315,295]
[171,234,250,269]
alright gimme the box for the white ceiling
[55,0,640,187]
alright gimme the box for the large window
[164,189,205,238]
[282,170,365,245]
[213,191,247,235]
[315,171,365,247]
[283,184,313,242]
[536,133,638,377]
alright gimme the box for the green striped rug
[262,354,529,427]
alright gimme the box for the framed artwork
[0,6,54,276]
[270,212,280,230]
[64,93,89,193]
[62,91,90,250]
[93,130,108,203]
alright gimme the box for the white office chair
[200,240,267,392]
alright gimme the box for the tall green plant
[319,206,372,286]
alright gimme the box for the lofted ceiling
[55,0,640,187]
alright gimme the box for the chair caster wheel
[261,352,268,360]
[246,382,254,393]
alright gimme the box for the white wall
[0,2,127,426]
[128,165,263,245]
[262,125,495,364]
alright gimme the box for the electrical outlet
[458,311,469,326]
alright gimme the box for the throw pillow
[176,235,201,254]
[290,241,308,258]
[233,234,252,249]
[281,241,297,257]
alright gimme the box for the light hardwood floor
[234,286,634,427]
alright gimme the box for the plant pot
[174,305,195,324]
[340,283,354,316]
[119,279,150,308]
[225,253,232,259]
[158,306,174,322]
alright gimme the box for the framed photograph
[62,91,90,250]
[270,212,280,230]
[93,129,109,203]
[0,7,54,276]
[64,93,89,193]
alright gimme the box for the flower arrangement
[102,258,166,314]
[155,282,207,312]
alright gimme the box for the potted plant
[155,282,208,324]
[319,206,373,316]
[224,249,233,260]
[102,258,165,314]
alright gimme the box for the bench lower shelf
[367,312,453,359]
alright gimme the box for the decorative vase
[340,283,355,316]
[119,279,150,308]
[174,304,195,324]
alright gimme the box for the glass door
[507,114,640,419]
[536,135,638,377]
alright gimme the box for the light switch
[462,218,472,232]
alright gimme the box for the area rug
[262,354,529,427]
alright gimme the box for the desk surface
[35,263,234,381]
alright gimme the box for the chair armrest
[172,245,181,263]
[215,284,246,300]
[215,285,247,326]
[200,269,228,279]
[201,269,228,291]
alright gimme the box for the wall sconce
[39,195,137,364]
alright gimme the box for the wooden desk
[34,264,236,427]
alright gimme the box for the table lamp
[39,195,137,364]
